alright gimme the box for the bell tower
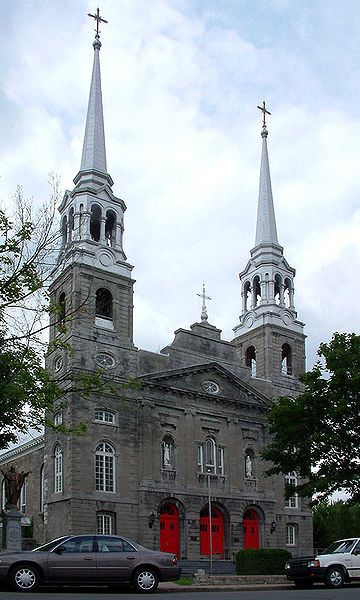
[48,16,136,379]
[232,103,305,397]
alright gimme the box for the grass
[176,577,193,586]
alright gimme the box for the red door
[160,503,180,557]
[243,509,259,549]
[200,506,224,558]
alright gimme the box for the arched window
[162,435,175,470]
[68,207,74,241]
[105,210,117,247]
[245,449,255,478]
[197,437,224,475]
[252,275,261,307]
[95,442,115,492]
[61,215,68,247]
[274,273,282,305]
[54,443,63,493]
[40,465,45,512]
[243,281,251,311]
[284,472,298,508]
[95,288,113,320]
[59,292,66,325]
[245,346,256,377]
[90,204,102,242]
[281,343,292,376]
[286,524,297,546]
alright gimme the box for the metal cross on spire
[197,283,212,323]
[88,7,108,37]
[257,100,271,129]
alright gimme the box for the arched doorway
[200,505,224,559]
[160,503,180,557]
[243,509,259,549]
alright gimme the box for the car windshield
[321,539,357,554]
[32,537,69,552]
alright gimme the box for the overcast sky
[1,0,360,370]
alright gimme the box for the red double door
[243,509,259,549]
[200,506,224,558]
[160,503,180,557]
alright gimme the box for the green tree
[0,181,120,450]
[313,501,360,550]
[262,332,360,504]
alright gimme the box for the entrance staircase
[179,559,236,576]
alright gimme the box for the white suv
[285,538,360,588]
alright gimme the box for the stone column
[1,509,22,552]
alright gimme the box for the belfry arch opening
[274,273,281,305]
[95,288,113,320]
[243,281,251,311]
[61,215,67,247]
[284,278,292,308]
[245,346,257,377]
[252,275,261,307]
[281,343,292,376]
[90,204,101,242]
[105,210,116,247]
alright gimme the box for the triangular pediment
[139,362,270,410]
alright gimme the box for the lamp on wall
[149,511,156,528]
[270,520,277,534]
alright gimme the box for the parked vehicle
[0,534,181,593]
[285,538,360,588]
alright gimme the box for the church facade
[0,23,312,559]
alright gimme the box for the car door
[95,536,138,582]
[350,540,360,578]
[47,535,97,582]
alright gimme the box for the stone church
[0,23,312,559]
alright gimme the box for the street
[0,584,360,599]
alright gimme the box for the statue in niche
[245,454,253,478]
[163,441,173,469]
[1,465,30,510]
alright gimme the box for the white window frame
[197,438,225,475]
[40,465,45,512]
[94,409,115,425]
[54,444,63,493]
[54,411,63,426]
[285,472,298,508]
[286,524,297,546]
[1,479,6,510]
[95,442,115,492]
[97,512,114,535]
[20,482,26,513]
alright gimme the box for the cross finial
[257,100,271,129]
[88,7,108,37]
[197,283,212,323]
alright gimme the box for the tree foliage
[0,181,121,450]
[262,332,360,504]
[313,501,360,550]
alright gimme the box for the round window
[54,356,63,372]
[202,380,220,394]
[95,353,116,368]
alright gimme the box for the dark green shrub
[235,548,292,575]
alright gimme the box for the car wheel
[132,567,159,593]
[9,563,41,592]
[325,566,345,588]
[294,579,313,589]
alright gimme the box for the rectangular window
[94,410,115,424]
[197,444,204,473]
[95,455,114,492]
[284,473,298,508]
[218,447,224,475]
[286,524,296,546]
[97,513,114,535]
[54,411,63,426]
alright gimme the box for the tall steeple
[79,34,107,175]
[55,12,132,279]
[232,103,305,395]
